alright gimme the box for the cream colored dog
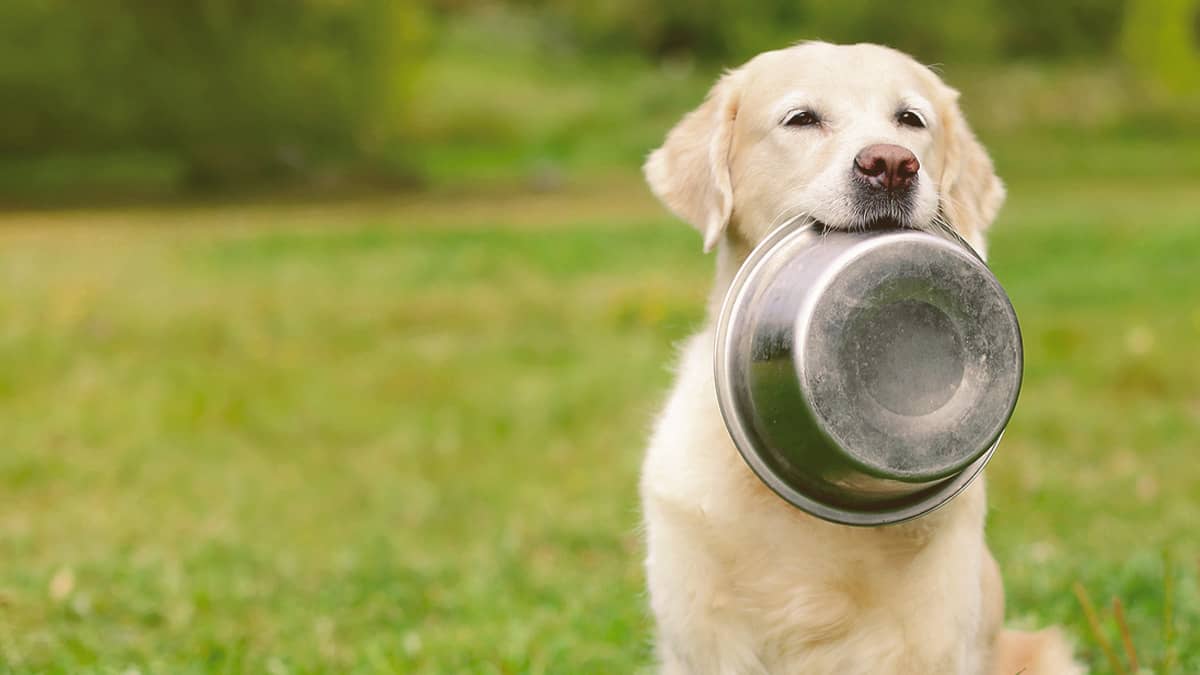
[641,42,1083,675]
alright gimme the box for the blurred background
[1,1,1197,673]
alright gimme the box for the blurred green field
[4,1,1200,673]
[1,162,1198,673]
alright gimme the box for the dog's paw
[992,627,1086,675]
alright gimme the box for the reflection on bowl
[714,222,1023,526]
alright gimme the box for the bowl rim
[712,218,1017,526]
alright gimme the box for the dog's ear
[937,88,1005,255]
[644,70,742,253]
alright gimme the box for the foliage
[1121,0,1200,94]
[0,0,429,186]
[3,0,1198,194]
[513,0,1128,62]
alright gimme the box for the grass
[0,165,1197,673]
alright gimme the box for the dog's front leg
[644,497,769,675]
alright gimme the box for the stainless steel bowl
[714,221,1022,526]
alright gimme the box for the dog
[640,42,1084,674]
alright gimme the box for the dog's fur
[641,42,1084,674]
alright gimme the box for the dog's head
[645,42,1004,256]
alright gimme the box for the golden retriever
[641,42,1083,674]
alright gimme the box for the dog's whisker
[931,212,961,239]
[767,205,814,234]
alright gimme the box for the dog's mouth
[858,216,911,232]
[811,216,911,233]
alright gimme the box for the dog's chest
[699,519,980,673]
[718,477,983,657]
[642,330,988,673]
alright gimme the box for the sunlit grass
[0,172,1197,672]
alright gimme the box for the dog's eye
[897,110,926,129]
[783,110,820,128]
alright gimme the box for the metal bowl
[714,222,1022,526]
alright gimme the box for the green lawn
[0,172,1197,673]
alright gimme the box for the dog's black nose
[853,144,920,192]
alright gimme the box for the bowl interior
[797,235,1022,481]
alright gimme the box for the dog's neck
[706,230,755,318]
